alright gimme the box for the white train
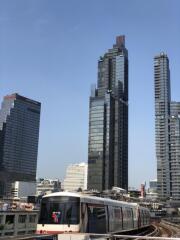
[37,192,150,235]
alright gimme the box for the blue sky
[0,0,179,188]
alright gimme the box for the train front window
[39,196,80,225]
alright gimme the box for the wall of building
[11,182,36,199]
[63,163,88,191]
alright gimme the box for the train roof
[42,191,139,208]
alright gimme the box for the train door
[127,208,132,229]
[137,208,141,228]
[132,208,137,229]
[122,207,127,230]
[108,205,114,233]
[81,203,107,233]
[141,210,144,226]
[80,203,88,233]
[130,208,134,229]
[114,207,123,232]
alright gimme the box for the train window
[114,208,121,219]
[87,205,106,233]
[39,196,80,225]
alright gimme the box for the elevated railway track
[2,222,180,240]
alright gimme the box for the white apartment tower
[63,163,88,191]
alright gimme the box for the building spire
[116,35,125,48]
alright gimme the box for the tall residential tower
[170,102,180,199]
[154,53,180,200]
[154,53,171,199]
[0,93,41,196]
[88,36,128,191]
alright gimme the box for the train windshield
[39,196,80,225]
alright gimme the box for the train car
[37,192,150,235]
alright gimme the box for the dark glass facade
[88,36,128,191]
[0,93,41,196]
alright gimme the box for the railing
[2,233,179,240]
[0,234,58,240]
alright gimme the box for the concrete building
[154,53,171,199]
[11,182,36,199]
[88,36,128,191]
[170,102,180,199]
[154,54,180,200]
[0,210,38,237]
[36,178,61,196]
[149,179,157,193]
[0,93,41,197]
[63,163,88,191]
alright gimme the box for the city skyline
[0,0,179,188]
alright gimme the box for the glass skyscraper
[88,36,128,191]
[0,93,41,196]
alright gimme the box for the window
[18,215,26,223]
[0,216,3,224]
[5,215,14,224]
[17,231,26,235]
[39,196,80,225]
[29,215,36,223]
[114,208,121,219]
[87,204,107,233]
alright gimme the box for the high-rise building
[0,93,41,197]
[63,163,88,191]
[154,53,171,199]
[88,36,128,191]
[170,102,180,199]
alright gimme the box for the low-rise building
[0,210,38,237]
[11,181,36,200]
[149,179,157,193]
[36,178,61,196]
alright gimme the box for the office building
[154,53,171,199]
[170,102,180,199]
[0,93,41,197]
[88,36,128,191]
[63,163,88,191]
[11,181,36,199]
